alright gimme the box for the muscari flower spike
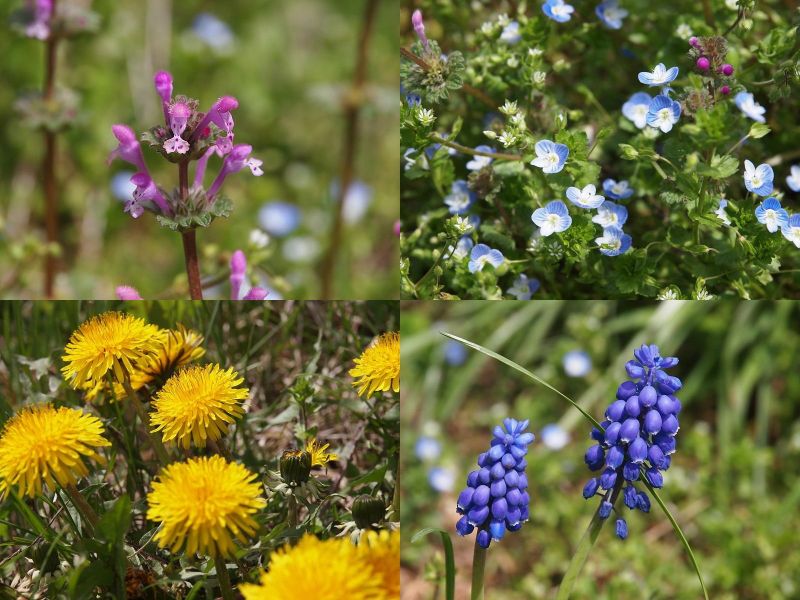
[456,419,534,548]
[582,344,683,539]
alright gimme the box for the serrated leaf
[748,122,770,139]
[696,154,738,179]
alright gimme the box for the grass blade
[555,502,609,600]
[441,332,603,430]
[411,527,455,600]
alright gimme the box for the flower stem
[288,494,299,529]
[42,3,60,298]
[214,556,235,600]
[470,539,487,600]
[178,160,203,300]
[121,377,170,466]
[64,483,98,533]
[429,134,523,162]
[319,0,379,299]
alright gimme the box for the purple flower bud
[491,498,508,520]
[490,479,506,498]
[644,409,663,435]
[655,432,676,455]
[488,444,504,461]
[721,63,734,76]
[606,445,625,469]
[489,519,506,541]
[193,96,239,141]
[625,360,644,379]
[720,85,731,95]
[154,71,173,123]
[619,418,640,443]
[628,437,648,463]
[505,488,522,506]
[457,488,474,512]
[599,500,612,519]
[689,36,699,48]
[616,381,637,399]
[623,462,640,481]
[478,468,491,484]
[115,285,142,300]
[129,172,170,217]
[456,515,474,536]
[661,414,680,435]
[476,530,491,548]
[648,444,665,469]
[411,9,428,49]
[639,385,657,407]
[504,470,519,488]
[506,507,521,526]
[697,57,710,71]
[243,287,268,300]
[624,396,641,418]
[604,421,621,446]
[467,470,480,487]
[623,485,637,509]
[490,462,505,480]
[599,467,617,489]
[616,518,628,539]
[501,453,516,469]
[472,485,490,506]
[468,506,490,526]
[583,478,599,498]
[109,124,147,173]
[656,395,674,415]
[584,444,605,470]
[230,250,247,300]
[645,467,663,488]
[606,399,626,422]
[636,491,651,512]
[517,473,528,490]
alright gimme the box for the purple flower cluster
[108,71,262,220]
[582,344,682,539]
[456,419,533,549]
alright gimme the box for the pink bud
[116,285,143,300]
[412,9,428,48]
[689,36,699,48]
[243,287,268,301]
[112,124,137,145]
[721,63,734,76]
[216,96,239,113]
[720,85,731,95]
[230,250,247,300]
[696,57,710,71]
[154,71,173,103]
[394,220,401,236]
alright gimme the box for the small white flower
[533,71,547,84]
[500,100,518,115]
[452,216,474,235]
[498,130,518,147]
[725,0,738,9]
[507,56,519,68]
[528,47,544,57]
[416,107,436,126]
[249,229,270,248]
[483,130,498,140]
[695,287,714,300]
[510,113,526,128]
[675,23,692,38]
[657,289,680,300]
[715,199,731,226]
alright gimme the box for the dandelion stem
[470,539,487,600]
[319,0,379,299]
[64,483,99,533]
[42,0,60,298]
[122,377,171,466]
[214,556,235,600]
[288,494,299,529]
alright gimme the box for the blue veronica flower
[646,95,682,133]
[563,350,592,377]
[542,0,575,22]
[405,92,422,107]
[450,236,474,261]
[637,63,679,87]
[595,226,632,256]
[466,146,495,171]
[415,436,442,461]
[403,147,429,171]
[781,214,800,248]
[192,13,235,53]
[429,466,456,493]
[743,160,774,196]
[500,21,521,44]
[540,423,570,450]
[444,180,477,215]
[715,199,731,226]
[755,197,789,233]
[258,201,301,237]
[456,419,534,548]
[468,244,504,273]
[786,165,800,192]
[602,178,634,200]
[467,215,482,230]
[592,201,628,228]
[111,170,136,202]
[329,180,373,224]
[622,92,652,129]
[734,91,766,123]
[532,200,572,236]
[566,184,605,209]
[507,274,540,300]
[595,1,628,29]
[531,140,569,174]
[583,344,683,539]
[444,339,469,366]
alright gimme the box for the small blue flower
[595,226,632,256]
[429,466,456,493]
[258,201,301,237]
[566,184,605,209]
[592,201,628,228]
[715,199,731,226]
[110,170,136,202]
[455,419,534,548]
[405,92,422,107]
[786,165,800,192]
[403,147,429,171]
[743,160,774,196]
[734,91,766,123]
[532,200,572,236]
[542,0,575,22]
[615,518,628,539]
[444,180,476,215]
[450,236,474,261]
[192,13,235,53]
[507,274,540,300]
[415,437,442,461]
[646,95,682,133]
[466,146,495,171]
[444,339,468,366]
[329,180,373,224]
[637,63,679,87]
[755,197,789,233]
[622,92,652,129]
[595,1,628,29]
[468,244,504,273]
[781,214,800,248]
[530,140,569,174]
[500,21,521,44]
[602,178,634,200]
[540,423,570,450]
[563,350,592,377]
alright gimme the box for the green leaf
[439,333,602,430]
[411,528,455,600]
[748,122,770,139]
[696,154,739,179]
[642,480,709,600]
[349,464,388,487]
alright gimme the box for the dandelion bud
[352,495,385,529]
[279,450,312,486]
[696,57,710,71]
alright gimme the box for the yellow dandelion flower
[240,533,397,600]
[146,456,264,557]
[306,438,338,468]
[150,364,248,449]
[0,405,110,498]
[62,312,165,389]
[359,530,400,598]
[349,332,400,397]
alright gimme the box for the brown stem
[701,0,715,28]
[429,134,523,162]
[42,3,59,298]
[319,0,379,299]
[178,160,203,299]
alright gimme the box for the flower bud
[411,9,428,49]
[721,63,734,76]
[352,494,385,529]
[720,85,731,95]
[615,518,628,539]
[696,57,710,71]
[115,285,142,300]
[279,449,312,486]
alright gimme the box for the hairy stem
[214,556,235,600]
[122,377,170,466]
[178,160,203,299]
[42,2,59,298]
[470,540,487,600]
[429,134,524,162]
[64,483,99,533]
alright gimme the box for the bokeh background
[0,0,398,299]
[401,301,800,599]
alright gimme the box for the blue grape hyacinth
[582,344,682,539]
[456,419,534,549]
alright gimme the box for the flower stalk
[121,376,170,466]
[215,556,235,600]
[64,482,99,532]
[42,0,59,297]
[470,540,486,600]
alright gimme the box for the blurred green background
[0,0,398,299]
[401,301,800,599]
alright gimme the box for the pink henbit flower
[154,71,173,122]
[115,285,143,300]
[242,287,268,300]
[25,0,52,40]
[229,249,268,300]
[394,220,401,236]
[192,96,238,142]
[207,144,263,197]
[109,124,147,172]
[128,172,171,217]
[412,9,428,49]
[163,101,192,154]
